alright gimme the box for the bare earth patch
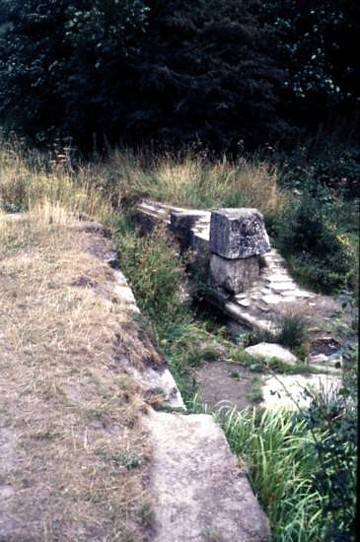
[195,361,257,411]
[0,213,158,541]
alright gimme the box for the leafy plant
[274,184,356,293]
[220,365,358,541]
[220,406,323,541]
[114,219,188,334]
[247,378,263,403]
[302,379,357,540]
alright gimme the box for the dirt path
[196,361,257,410]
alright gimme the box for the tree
[0,0,358,150]
[0,0,149,146]
[0,0,289,149]
[261,0,360,129]
[122,0,288,150]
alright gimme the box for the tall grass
[113,218,189,334]
[0,140,286,222]
[101,150,286,219]
[1,139,357,540]
[219,383,357,542]
[0,138,112,218]
[220,407,323,541]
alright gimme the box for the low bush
[271,139,360,200]
[247,313,309,355]
[276,312,309,350]
[273,184,356,293]
[302,372,358,541]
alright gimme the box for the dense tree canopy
[0,0,359,150]
[262,0,360,127]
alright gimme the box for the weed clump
[246,312,309,356]
[114,220,188,334]
[276,313,309,350]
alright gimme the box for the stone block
[210,253,260,294]
[210,208,270,259]
[170,209,210,249]
[245,342,297,365]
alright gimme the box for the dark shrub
[303,365,358,541]
[274,185,355,293]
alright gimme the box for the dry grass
[95,150,287,219]
[0,141,286,221]
[0,140,286,540]
[0,139,112,219]
[151,155,286,216]
[0,210,158,541]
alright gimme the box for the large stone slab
[261,374,342,410]
[210,209,270,259]
[145,410,270,542]
[210,253,260,294]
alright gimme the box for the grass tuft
[219,406,323,541]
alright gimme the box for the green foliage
[274,184,356,293]
[246,378,263,403]
[302,376,357,541]
[228,347,256,367]
[221,407,323,541]
[0,3,317,151]
[261,1,360,131]
[273,139,360,199]
[221,369,358,542]
[0,0,149,145]
[103,451,142,471]
[114,219,187,332]
[246,313,309,355]
[0,0,359,153]
[276,313,308,350]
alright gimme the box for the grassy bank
[112,217,357,541]
[220,394,357,542]
[0,211,153,540]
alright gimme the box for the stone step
[145,410,270,542]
